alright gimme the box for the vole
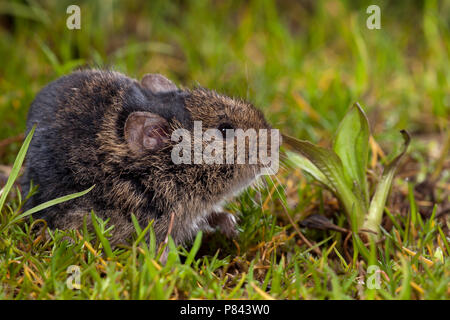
[21,69,277,248]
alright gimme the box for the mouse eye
[218,123,234,138]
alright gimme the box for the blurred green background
[0,0,449,163]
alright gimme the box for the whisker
[271,172,288,206]
[253,167,265,211]
[246,180,260,208]
[262,175,275,210]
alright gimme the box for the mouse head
[123,73,280,202]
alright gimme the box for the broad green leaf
[363,130,411,238]
[285,151,334,192]
[282,134,350,190]
[0,126,35,212]
[282,133,366,228]
[333,103,370,207]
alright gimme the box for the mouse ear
[141,74,178,93]
[124,111,170,152]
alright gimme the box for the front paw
[207,211,239,239]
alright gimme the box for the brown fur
[21,69,276,249]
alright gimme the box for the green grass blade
[90,210,114,259]
[0,126,35,213]
[185,231,202,267]
[135,220,154,245]
[131,213,142,234]
[332,103,370,207]
[10,185,95,225]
